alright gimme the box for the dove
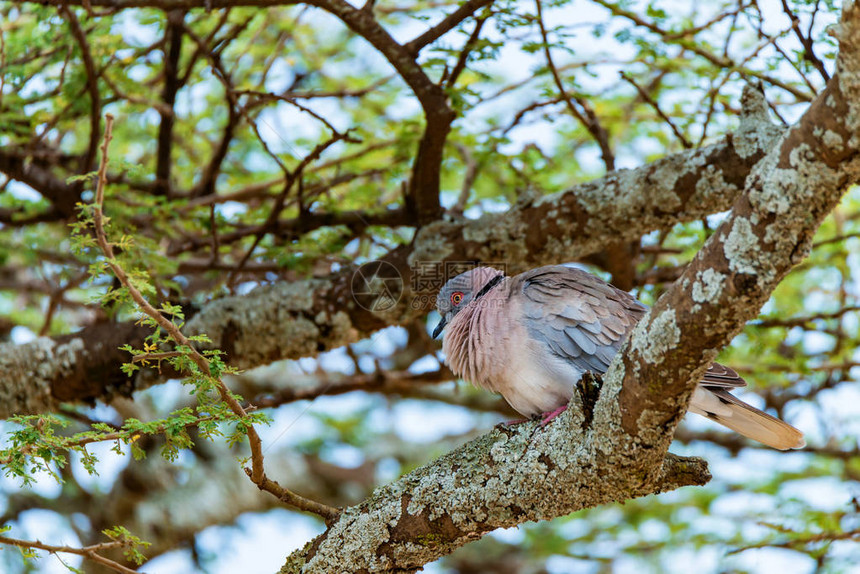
[432,265,805,450]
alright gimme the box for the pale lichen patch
[461,218,493,244]
[646,162,683,211]
[48,337,85,377]
[303,502,400,573]
[734,85,783,160]
[327,310,359,345]
[823,129,845,151]
[541,234,572,259]
[723,217,764,278]
[409,221,456,266]
[691,269,726,303]
[458,215,530,264]
[763,222,784,245]
[533,188,567,208]
[748,154,793,215]
[631,309,680,366]
[694,165,737,207]
[788,143,842,193]
[0,338,60,416]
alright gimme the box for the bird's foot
[494,405,569,433]
[538,405,568,427]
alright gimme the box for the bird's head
[432,266,505,338]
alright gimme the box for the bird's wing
[515,265,749,385]
[515,265,647,374]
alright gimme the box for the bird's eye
[450,291,464,306]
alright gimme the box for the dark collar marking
[474,274,504,301]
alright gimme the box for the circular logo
[351,261,403,312]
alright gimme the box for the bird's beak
[432,316,447,339]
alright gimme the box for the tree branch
[59,5,102,174]
[153,9,185,196]
[0,535,138,574]
[0,105,785,418]
[0,148,82,218]
[403,0,495,55]
[613,21,860,442]
[280,420,710,572]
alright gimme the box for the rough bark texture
[280,422,710,574]
[0,322,157,418]
[0,110,782,419]
[278,6,860,571]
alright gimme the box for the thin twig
[728,529,860,555]
[535,0,615,170]
[444,13,489,89]
[620,72,692,149]
[227,129,354,285]
[592,0,814,102]
[753,306,860,329]
[0,535,138,574]
[59,5,101,173]
[131,351,184,363]
[91,114,340,522]
[780,0,830,82]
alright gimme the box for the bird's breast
[442,297,514,392]
[442,298,581,416]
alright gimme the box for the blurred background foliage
[1,0,859,572]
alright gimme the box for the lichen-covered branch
[0,108,782,419]
[280,419,710,573]
[0,322,156,419]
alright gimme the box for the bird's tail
[688,387,806,450]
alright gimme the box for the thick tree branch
[280,417,710,573]
[0,148,81,218]
[0,322,157,418]
[0,107,784,418]
[611,15,860,445]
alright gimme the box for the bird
[431,264,805,450]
